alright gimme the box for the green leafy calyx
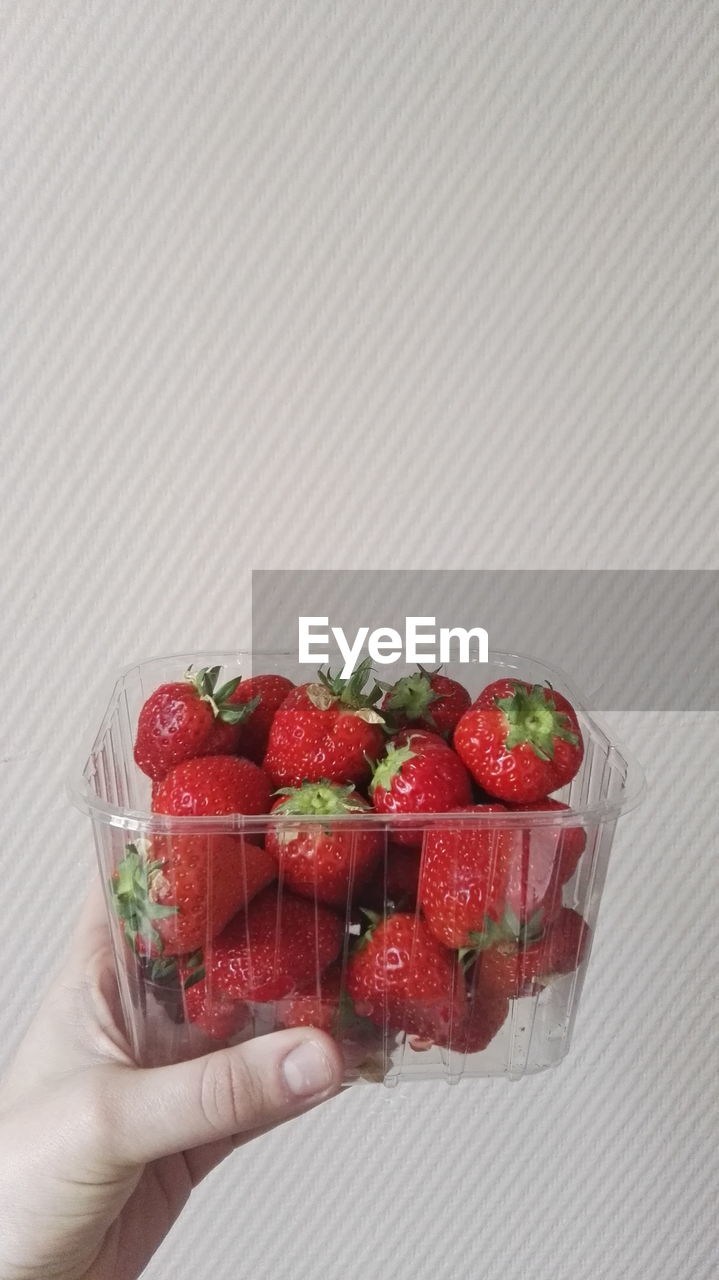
[352,907,384,952]
[184,665,260,725]
[111,839,177,956]
[147,955,178,983]
[382,667,441,728]
[273,779,369,817]
[459,905,549,965]
[368,739,417,795]
[495,682,579,762]
[315,657,385,712]
[182,951,206,989]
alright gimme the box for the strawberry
[455,984,510,1054]
[369,733,472,846]
[424,796,551,924]
[418,806,516,948]
[203,886,344,1002]
[263,659,385,790]
[469,798,585,923]
[134,666,258,781]
[228,673,295,765]
[391,727,456,753]
[470,678,576,716]
[453,680,584,804]
[542,907,590,972]
[111,833,275,958]
[180,960,250,1040]
[476,908,590,999]
[278,966,385,1075]
[360,843,421,913]
[265,780,382,908]
[381,667,471,738]
[474,938,547,999]
[424,982,509,1054]
[277,963,346,1035]
[152,753,272,817]
[382,845,421,912]
[507,798,586,888]
[346,912,465,1044]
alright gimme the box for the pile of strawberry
[112,661,590,1066]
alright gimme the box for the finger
[109,1028,343,1165]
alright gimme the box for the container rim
[69,647,647,831]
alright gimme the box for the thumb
[108,1028,344,1165]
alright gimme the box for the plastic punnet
[71,651,644,1085]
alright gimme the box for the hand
[0,873,344,1280]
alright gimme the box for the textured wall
[0,2,717,1277]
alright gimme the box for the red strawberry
[134,666,258,782]
[422,797,561,925]
[453,680,584,804]
[477,908,590,999]
[369,734,472,847]
[264,659,386,790]
[391,727,456,753]
[152,753,272,817]
[229,673,295,765]
[542,907,590,972]
[277,963,345,1035]
[265,780,382,908]
[456,985,510,1053]
[180,962,250,1040]
[507,798,586,887]
[111,833,275,958]
[381,667,471,738]
[204,886,344,1002]
[503,840,561,925]
[360,843,421,913]
[428,982,509,1054]
[418,806,516,949]
[278,966,385,1074]
[474,798,586,923]
[475,938,548,999]
[382,845,421,911]
[346,912,465,1044]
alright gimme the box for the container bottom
[127,980,576,1084]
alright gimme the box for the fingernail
[282,1039,334,1098]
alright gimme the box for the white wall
[1,3,716,1277]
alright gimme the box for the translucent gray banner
[251,570,719,710]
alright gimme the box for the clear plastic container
[71,651,644,1085]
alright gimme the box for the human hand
[0,873,344,1280]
